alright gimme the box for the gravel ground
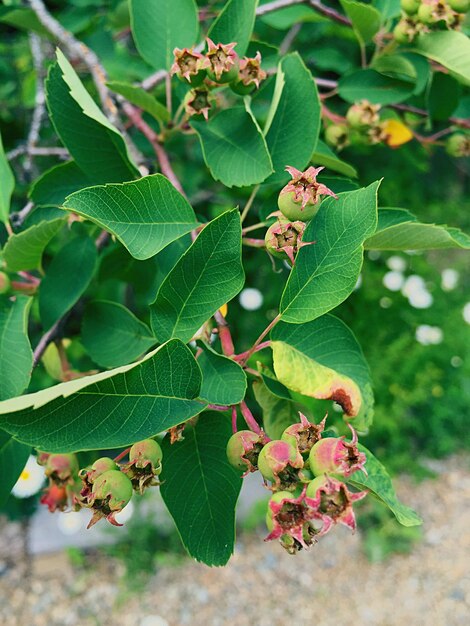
[1,456,469,626]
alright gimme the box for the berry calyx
[78,456,119,503]
[203,38,239,82]
[40,483,69,513]
[346,100,381,129]
[277,165,338,222]
[446,133,470,157]
[231,51,267,93]
[122,439,163,494]
[87,469,133,528]
[226,430,267,474]
[281,413,327,455]
[264,215,308,264]
[183,86,214,120]
[309,425,367,478]
[265,488,320,552]
[324,124,349,150]
[170,47,206,84]
[305,475,367,534]
[257,440,304,490]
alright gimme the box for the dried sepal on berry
[264,213,310,264]
[236,52,267,90]
[282,413,327,455]
[45,453,79,486]
[183,86,214,120]
[87,469,133,528]
[76,456,119,505]
[122,439,163,494]
[309,425,367,478]
[306,475,367,535]
[226,430,268,474]
[265,488,320,551]
[170,47,205,83]
[203,38,238,82]
[278,165,338,221]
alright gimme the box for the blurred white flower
[239,288,263,311]
[386,255,406,272]
[441,269,459,292]
[57,511,87,536]
[415,325,443,346]
[401,275,426,298]
[451,356,463,368]
[354,274,362,290]
[11,456,45,499]
[368,250,381,261]
[408,289,433,309]
[383,271,404,291]
[463,302,470,324]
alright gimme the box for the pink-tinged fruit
[40,483,69,513]
[264,214,310,264]
[265,488,320,552]
[87,469,133,528]
[234,51,267,92]
[226,430,267,474]
[282,413,327,455]
[258,440,304,490]
[278,165,338,221]
[203,38,238,82]
[170,47,205,83]
[309,425,367,478]
[306,475,367,535]
[45,453,79,486]
[122,439,163,495]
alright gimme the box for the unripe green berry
[129,439,163,472]
[446,133,470,157]
[448,0,469,11]
[92,469,133,509]
[324,124,349,150]
[417,2,436,23]
[278,193,319,222]
[0,271,10,294]
[393,20,413,43]
[401,0,421,13]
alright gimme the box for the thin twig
[6,146,69,160]
[10,201,35,230]
[240,315,281,366]
[240,185,260,222]
[24,33,46,177]
[309,0,351,26]
[121,100,185,195]
[279,23,302,55]
[256,0,305,16]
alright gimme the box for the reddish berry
[45,453,79,486]
[265,488,320,552]
[226,430,267,474]
[170,47,206,84]
[257,440,304,490]
[309,425,367,478]
[40,483,69,512]
[281,413,327,455]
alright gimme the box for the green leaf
[0,131,15,225]
[129,0,199,71]
[106,82,170,124]
[208,0,258,57]
[160,412,242,565]
[3,218,66,272]
[62,174,199,260]
[0,296,33,401]
[81,300,156,368]
[280,182,379,323]
[271,315,374,429]
[0,7,51,37]
[191,107,273,187]
[338,69,414,105]
[198,347,247,405]
[29,161,92,207]
[372,54,417,83]
[151,209,244,343]
[412,31,470,84]
[252,377,298,440]
[372,0,401,20]
[46,50,139,184]
[39,235,98,331]
[365,208,470,250]
[264,53,321,184]
[427,72,460,121]
[0,432,31,507]
[340,0,381,44]
[0,340,206,452]
[313,140,358,179]
[348,445,422,526]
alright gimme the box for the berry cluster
[394,0,469,43]
[37,439,162,528]
[226,413,369,554]
[264,165,338,263]
[171,39,267,120]
[325,101,397,151]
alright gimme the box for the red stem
[233,341,271,362]
[113,447,130,463]
[240,315,281,366]
[231,406,238,433]
[214,310,235,356]
[240,401,262,434]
